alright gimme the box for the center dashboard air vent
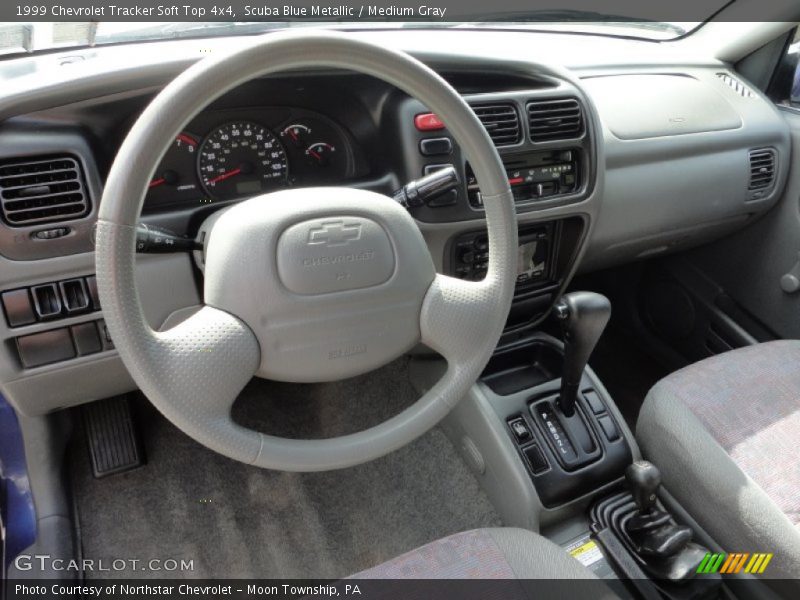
[471,103,521,146]
[527,98,584,142]
[0,155,90,227]
[748,149,775,193]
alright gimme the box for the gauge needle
[209,168,242,184]
[149,178,166,188]
[308,149,322,161]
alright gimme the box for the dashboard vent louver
[748,149,775,190]
[527,98,584,141]
[471,103,521,146]
[0,155,89,227]
[717,73,755,98]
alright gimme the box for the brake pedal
[83,395,145,478]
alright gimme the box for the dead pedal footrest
[83,395,145,478]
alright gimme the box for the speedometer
[198,121,288,199]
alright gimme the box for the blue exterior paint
[0,394,36,568]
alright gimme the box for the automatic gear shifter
[554,292,611,417]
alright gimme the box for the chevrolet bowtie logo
[307,221,362,247]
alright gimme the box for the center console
[411,291,723,599]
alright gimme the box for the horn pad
[277,217,395,295]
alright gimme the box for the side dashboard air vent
[471,103,521,146]
[527,98,584,141]
[748,149,775,191]
[0,155,90,227]
[717,73,755,98]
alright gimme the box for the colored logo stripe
[697,552,774,574]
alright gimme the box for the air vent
[471,103,521,146]
[0,155,89,227]
[717,73,755,98]
[527,98,584,141]
[748,149,775,191]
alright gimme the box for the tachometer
[145,133,201,206]
[198,121,288,199]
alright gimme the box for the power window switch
[2,288,36,327]
[509,418,532,443]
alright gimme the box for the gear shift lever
[626,460,661,515]
[554,292,611,416]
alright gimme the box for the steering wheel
[96,31,517,471]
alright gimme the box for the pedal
[82,395,145,478]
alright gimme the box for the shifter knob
[626,460,661,514]
[555,292,611,417]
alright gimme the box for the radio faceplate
[467,149,581,207]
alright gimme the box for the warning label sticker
[562,532,616,580]
[566,538,604,568]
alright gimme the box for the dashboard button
[523,443,550,475]
[583,390,605,415]
[509,418,532,443]
[427,190,458,207]
[419,137,453,156]
[72,322,102,356]
[2,289,36,327]
[17,328,75,368]
[598,415,620,442]
[423,163,453,177]
[414,113,445,131]
[85,275,101,311]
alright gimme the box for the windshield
[0,15,715,57]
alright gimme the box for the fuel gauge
[305,142,337,167]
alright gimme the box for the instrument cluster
[143,106,353,210]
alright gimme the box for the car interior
[2,6,800,599]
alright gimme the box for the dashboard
[0,28,792,417]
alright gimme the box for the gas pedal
[82,395,145,478]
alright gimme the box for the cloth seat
[351,527,609,582]
[637,340,800,579]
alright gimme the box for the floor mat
[70,359,501,579]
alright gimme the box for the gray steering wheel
[96,31,517,471]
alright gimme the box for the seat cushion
[350,528,603,580]
[637,340,800,578]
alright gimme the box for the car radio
[451,222,555,290]
[467,149,580,207]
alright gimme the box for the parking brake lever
[393,166,459,209]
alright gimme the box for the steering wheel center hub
[277,215,395,295]
[201,187,435,382]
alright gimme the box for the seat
[351,528,614,588]
[637,340,800,579]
